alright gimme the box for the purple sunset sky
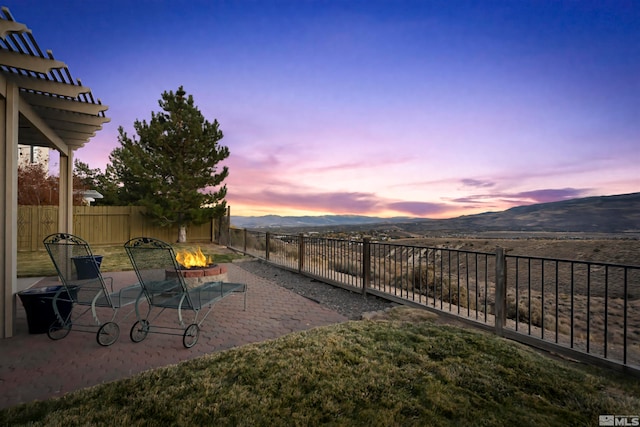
[11,0,639,218]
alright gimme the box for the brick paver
[0,264,347,409]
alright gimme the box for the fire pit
[166,247,228,288]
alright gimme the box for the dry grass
[18,243,243,277]
[2,308,639,426]
[399,238,640,265]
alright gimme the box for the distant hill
[394,192,640,235]
[230,214,421,229]
[231,192,640,235]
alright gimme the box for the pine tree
[109,86,229,242]
[73,160,121,205]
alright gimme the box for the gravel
[234,259,394,320]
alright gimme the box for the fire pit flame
[175,247,213,269]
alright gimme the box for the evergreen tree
[73,160,120,205]
[109,86,229,242]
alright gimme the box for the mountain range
[230,214,421,229]
[231,192,640,235]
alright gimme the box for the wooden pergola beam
[0,18,27,37]
[20,92,108,116]
[17,93,69,155]
[31,106,110,127]
[1,72,91,98]
[0,49,66,73]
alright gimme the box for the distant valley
[230,214,422,229]
[231,192,640,237]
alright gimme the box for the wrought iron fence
[503,255,639,369]
[367,242,495,324]
[228,228,639,373]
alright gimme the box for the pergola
[0,7,109,338]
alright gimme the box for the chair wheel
[130,320,150,343]
[97,322,120,346]
[183,324,199,348]
[47,321,71,340]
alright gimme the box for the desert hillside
[393,237,640,266]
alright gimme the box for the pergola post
[58,152,74,233]
[0,7,109,338]
[1,80,19,338]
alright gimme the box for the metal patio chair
[124,237,247,348]
[43,233,142,346]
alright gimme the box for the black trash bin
[18,286,75,334]
[71,255,103,280]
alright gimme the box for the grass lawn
[18,243,242,277]
[1,308,638,426]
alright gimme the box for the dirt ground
[395,237,640,266]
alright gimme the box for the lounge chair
[42,233,141,346]
[124,237,247,348]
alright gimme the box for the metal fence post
[214,205,230,245]
[265,232,271,261]
[362,237,370,296]
[243,228,247,253]
[223,205,231,245]
[495,247,507,336]
[298,233,305,273]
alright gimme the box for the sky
[9,0,640,218]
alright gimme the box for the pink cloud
[385,201,451,216]
[461,178,495,188]
[227,187,461,218]
[229,190,381,214]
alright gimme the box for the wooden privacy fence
[17,205,223,251]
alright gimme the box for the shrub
[393,265,475,309]
[507,295,541,325]
[246,233,266,252]
[330,259,362,277]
